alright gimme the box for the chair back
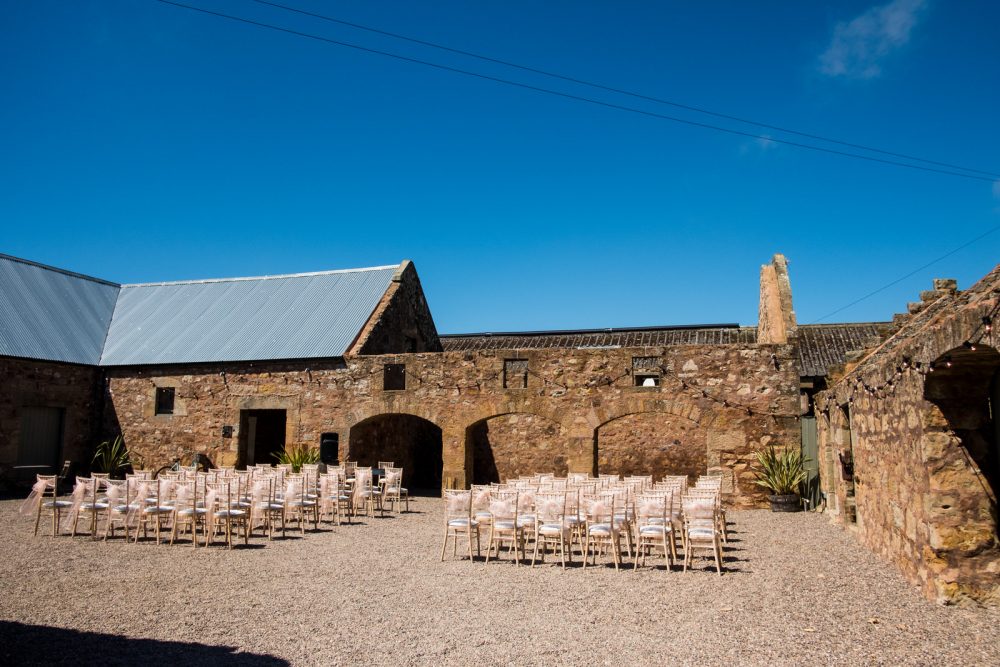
[535,492,565,524]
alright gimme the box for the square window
[633,356,661,387]
[155,387,175,415]
[383,364,406,391]
[503,359,528,389]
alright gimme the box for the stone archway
[466,412,570,484]
[348,414,443,495]
[923,344,1000,530]
[594,411,706,481]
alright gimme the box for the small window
[155,387,175,415]
[405,336,418,353]
[503,359,529,389]
[633,356,661,387]
[383,364,406,391]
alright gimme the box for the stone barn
[815,267,1000,606]
[0,251,862,507]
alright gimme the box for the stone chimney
[757,253,798,344]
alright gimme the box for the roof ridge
[439,323,745,338]
[0,252,120,288]
[121,264,401,288]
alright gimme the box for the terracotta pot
[768,494,800,512]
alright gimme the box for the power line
[249,0,1000,180]
[808,223,1000,324]
[152,0,998,183]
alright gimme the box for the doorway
[17,406,65,473]
[239,409,287,467]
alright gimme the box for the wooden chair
[381,468,408,513]
[486,490,526,566]
[583,493,621,570]
[633,493,675,570]
[441,490,480,561]
[682,495,723,575]
[532,492,572,568]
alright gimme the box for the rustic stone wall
[0,357,103,480]
[596,412,706,482]
[816,266,1000,606]
[352,261,442,355]
[104,342,800,507]
[757,253,797,345]
[470,412,569,483]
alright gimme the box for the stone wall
[351,260,442,355]
[757,253,797,345]
[815,266,1000,606]
[104,342,800,507]
[0,357,103,481]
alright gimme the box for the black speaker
[320,433,339,465]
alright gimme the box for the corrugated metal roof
[0,253,120,365]
[100,265,398,366]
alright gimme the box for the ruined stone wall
[757,254,797,345]
[104,342,800,507]
[815,266,1000,606]
[0,357,103,479]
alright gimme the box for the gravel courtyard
[0,498,997,666]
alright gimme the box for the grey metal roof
[0,254,120,365]
[99,265,398,366]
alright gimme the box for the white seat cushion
[43,500,73,508]
[448,518,478,528]
[215,509,246,517]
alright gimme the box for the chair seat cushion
[588,523,616,536]
[448,518,478,528]
[493,520,517,531]
[215,509,246,518]
[539,523,570,536]
[43,500,73,508]
[177,507,208,516]
[639,525,671,535]
[80,502,109,510]
[687,527,716,538]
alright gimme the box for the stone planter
[768,494,801,512]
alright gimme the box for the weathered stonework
[816,266,1000,606]
[104,342,800,507]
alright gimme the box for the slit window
[383,364,406,391]
[633,356,661,387]
[154,387,175,415]
[503,359,529,389]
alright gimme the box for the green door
[800,416,820,510]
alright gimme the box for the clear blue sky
[2,0,998,333]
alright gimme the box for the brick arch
[466,410,571,484]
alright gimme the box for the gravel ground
[0,498,997,666]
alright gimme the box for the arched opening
[348,414,443,496]
[924,345,1000,521]
[595,412,705,482]
[467,412,568,484]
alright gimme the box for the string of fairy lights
[124,292,998,418]
[132,350,799,420]
[817,301,997,415]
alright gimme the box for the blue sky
[2,0,998,333]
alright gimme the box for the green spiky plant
[273,445,321,473]
[92,435,133,479]
[752,445,809,496]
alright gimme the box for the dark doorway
[239,410,287,467]
[17,406,65,473]
[348,414,442,495]
[925,345,1000,525]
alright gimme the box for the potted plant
[752,445,809,512]
[273,445,321,473]
[92,435,134,479]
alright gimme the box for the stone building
[2,251,878,509]
[815,267,1000,606]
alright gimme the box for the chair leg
[440,529,449,561]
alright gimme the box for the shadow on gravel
[0,621,288,666]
